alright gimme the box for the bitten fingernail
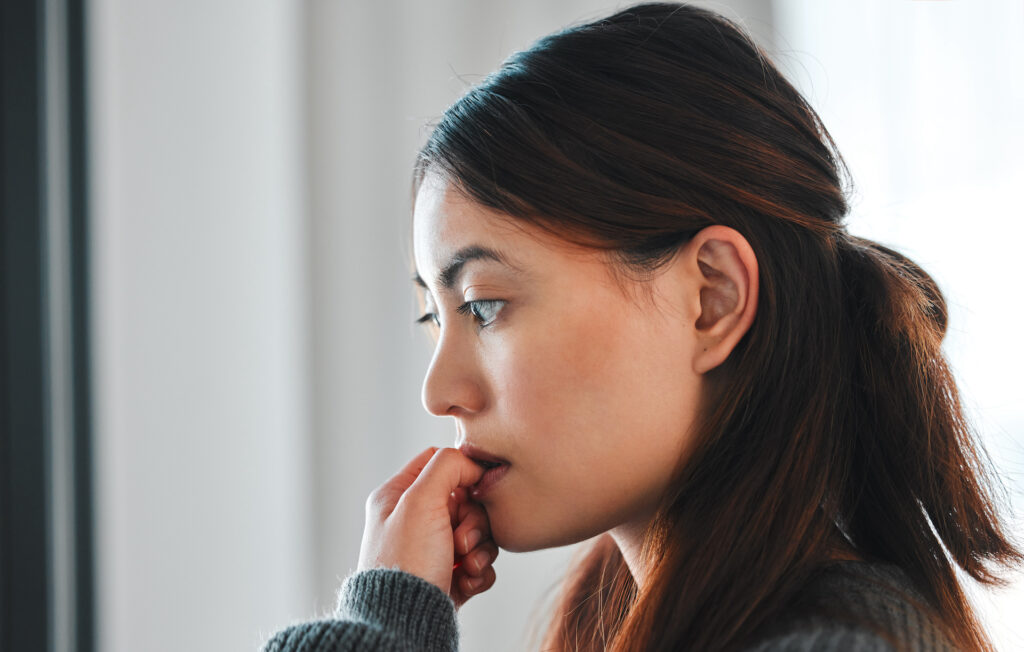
[466,575,484,590]
[465,529,482,551]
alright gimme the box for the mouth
[459,442,512,500]
[458,443,510,471]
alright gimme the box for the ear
[685,225,759,374]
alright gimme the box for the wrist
[336,567,459,649]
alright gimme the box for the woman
[265,3,1021,650]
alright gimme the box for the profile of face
[412,172,758,554]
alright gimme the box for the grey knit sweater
[261,561,958,651]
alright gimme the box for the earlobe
[690,226,759,374]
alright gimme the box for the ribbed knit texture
[745,562,959,651]
[262,568,458,652]
[261,561,959,651]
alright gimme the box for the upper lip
[458,443,510,468]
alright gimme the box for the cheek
[495,308,621,430]
[491,302,697,521]
[495,306,671,496]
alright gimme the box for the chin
[489,510,605,553]
[487,515,533,552]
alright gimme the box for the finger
[460,540,499,577]
[455,494,479,523]
[374,447,440,509]
[404,447,485,509]
[453,502,491,556]
[460,565,496,597]
[448,487,470,528]
[448,491,460,529]
[386,447,440,491]
[449,567,470,607]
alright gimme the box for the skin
[357,171,760,605]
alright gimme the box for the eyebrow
[412,245,518,294]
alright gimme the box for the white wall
[88,2,312,650]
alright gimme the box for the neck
[611,517,863,592]
[610,519,651,589]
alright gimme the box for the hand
[448,486,500,607]
[357,447,500,608]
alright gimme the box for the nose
[421,331,486,417]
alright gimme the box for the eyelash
[415,300,505,329]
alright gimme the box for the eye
[456,299,505,328]
[414,311,440,328]
[415,300,505,329]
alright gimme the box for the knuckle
[364,488,379,511]
[364,487,388,515]
[436,447,459,463]
[472,511,491,529]
[396,487,425,512]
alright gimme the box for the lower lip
[470,464,510,499]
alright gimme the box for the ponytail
[835,234,1022,651]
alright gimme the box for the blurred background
[4,1,1022,651]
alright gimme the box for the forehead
[413,176,534,277]
[411,174,622,299]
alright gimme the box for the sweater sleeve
[261,568,459,652]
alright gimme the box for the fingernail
[473,548,491,572]
[465,529,482,551]
[465,575,484,590]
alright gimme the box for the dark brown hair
[412,3,1022,650]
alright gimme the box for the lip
[458,443,509,467]
[458,443,511,499]
[469,462,510,500]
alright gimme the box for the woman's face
[412,174,705,552]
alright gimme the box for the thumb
[404,448,485,508]
[371,446,441,516]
